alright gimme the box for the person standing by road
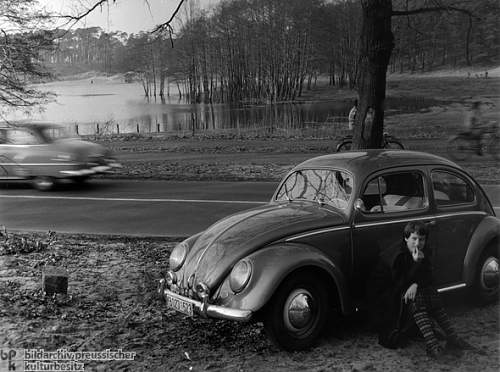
[348,99,358,131]
[464,101,484,155]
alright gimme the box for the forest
[42,0,499,104]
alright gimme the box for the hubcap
[34,177,54,190]
[284,289,313,331]
[481,257,499,290]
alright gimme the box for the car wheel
[447,135,471,161]
[336,141,352,152]
[33,176,56,191]
[473,245,499,304]
[263,273,329,351]
[384,140,405,150]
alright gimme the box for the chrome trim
[60,169,96,176]
[437,283,466,293]
[286,226,350,241]
[434,211,487,219]
[355,211,487,229]
[163,289,252,322]
[0,162,82,166]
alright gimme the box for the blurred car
[158,150,499,350]
[0,123,121,190]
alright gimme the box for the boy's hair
[403,221,428,239]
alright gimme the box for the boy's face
[405,232,426,254]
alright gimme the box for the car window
[0,130,6,144]
[431,171,475,206]
[7,130,42,145]
[361,171,428,213]
[275,169,353,209]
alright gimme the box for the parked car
[0,123,121,190]
[158,150,499,350]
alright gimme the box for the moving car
[158,150,499,350]
[0,123,121,190]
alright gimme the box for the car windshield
[275,169,353,209]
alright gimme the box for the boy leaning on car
[367,221,473,358]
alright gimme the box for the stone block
[42,266,68,296]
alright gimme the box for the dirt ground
[0,233,498,372]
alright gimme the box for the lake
[4,76,441,137]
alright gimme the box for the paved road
[0,180,498,237]
[0,180,277,237]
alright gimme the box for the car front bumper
[59,161,122,177]
[158,279,253,322]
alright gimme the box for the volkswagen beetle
[159,150,499,350]
[0,123,121,190]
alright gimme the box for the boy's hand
[412,248,425,262]
[404,283,418,303]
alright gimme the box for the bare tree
[352,0,479,149]
[0,0,54,117]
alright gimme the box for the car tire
[73,176,89,184]
[473,244,499,304]
[263,272,330,351]
[32,176,56,191]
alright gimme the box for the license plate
[166,294,194,317]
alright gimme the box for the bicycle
[447,121,499,161]
[336,132,405,152]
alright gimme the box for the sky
[40,0,217,34]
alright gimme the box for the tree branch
[57,0,110,22]
[392,6,480,20]
[152,0,186,34]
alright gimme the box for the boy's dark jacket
[366,240,433,348]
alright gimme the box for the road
[0,179,498,237]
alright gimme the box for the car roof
[294,150,462,177]
[0,123,61,131]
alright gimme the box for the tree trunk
[353,0,394,149]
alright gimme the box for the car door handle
[425,220,437,226]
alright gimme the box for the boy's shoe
[426,345,444,358]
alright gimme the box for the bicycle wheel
[336,141,352,152]
[447,135,471,161]
[384,140,405,150]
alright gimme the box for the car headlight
[229,260,252,293]
[169,242,188,272]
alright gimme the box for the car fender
[216,242,353,315]
[463,216,500,286]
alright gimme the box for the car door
[350,168,435,301]
[2,128,46,178]
[429,168,484,288]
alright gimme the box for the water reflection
[5,78,444,136]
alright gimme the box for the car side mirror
[354,198,365,212]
